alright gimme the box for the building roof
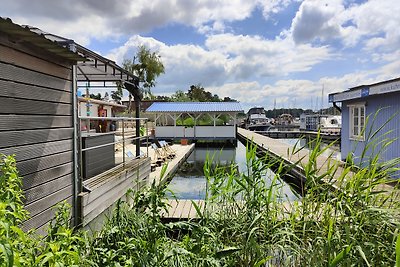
[146,102,243,113]
[1,17,138,87]
[329,77,400,103]
[0,17,85,62]
[78,97,126,108]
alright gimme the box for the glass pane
[360,106,365,117]
[354,126,358,136]
[354,107,359,117]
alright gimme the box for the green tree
[111,86,123,103]
[122,45,165,99]
[171,90,190,102]
[187,84,214,102]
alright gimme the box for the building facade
[329,77,400,175]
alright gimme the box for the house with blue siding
[329,77,400,176]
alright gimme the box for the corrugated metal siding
[341,92,400,174]
[0,37,75,232]
[146,102,243,113]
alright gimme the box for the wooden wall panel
[24,173,73,204]
[0,80,72,104]
[25,185,73,218]
[0,38,75,234]
[22,197,73,232]
[0,139,73,162]
[0,115,72,131]
[0,96,72,115]
[0,62,72,91]
[0,44,72,80]
[17,151,73,176]
[22,162,73,190]
[80,158,151,226]
[0,128,73,149]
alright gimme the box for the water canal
[167,140,300,201]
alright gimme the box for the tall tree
[122,45,165,99]
[171,90,190,102]
[187,84,215,102]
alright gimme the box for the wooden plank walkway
[162,199,204,219]
[238,128,396,194]
[150,144,195,185]
[238,128,347,184]
[162,199,295,220]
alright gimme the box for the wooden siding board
[0,139,73,162]
[0,96,72,115]
[24,173,73,204]
[0,62,72,91]
[80,159,151,225]
[0,115,72,131]
[22,162,73,190]
[0,80,72,104]
[17,151,73,176]
[342,92,400,168]
[22,197,73,232]
[0,44,72,80]
[0,128,73,149]
[25,185,73,218]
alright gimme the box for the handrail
[78,116,150,181]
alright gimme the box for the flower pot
[180,139,188,145]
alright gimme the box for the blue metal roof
[146,102,243,113]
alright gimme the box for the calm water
[167,141,299,201]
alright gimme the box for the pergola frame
[153,111,237,140]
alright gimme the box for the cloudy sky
[3,0,400,111]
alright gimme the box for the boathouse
[0,18,150,233]
[329,77,400,174]
[146,102,243,143]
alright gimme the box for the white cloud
[107,33,333,96]
[290,0,344,44]
[2,0,296,45]
[289,0,400,55]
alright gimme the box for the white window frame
[348,103,366,141]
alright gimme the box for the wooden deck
[162,199,204,219]
[150,143,195,184]
[162,199,295,220]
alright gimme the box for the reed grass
[1,121,400,266]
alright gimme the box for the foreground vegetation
[1,135,400,266]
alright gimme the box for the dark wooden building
[0,18,151,234]
[0,18,85,234]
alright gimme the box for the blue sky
[3,0,400,111]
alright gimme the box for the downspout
[135,96,141,157]
[333,102,341,113]
[72,65,80,227]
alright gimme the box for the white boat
[246,107,272,131]
[300,114,341,135]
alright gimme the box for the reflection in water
[167,142,298,201]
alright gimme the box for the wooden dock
[238,128,397,195]
[238,128,345,184]
[255,130,340,142]
[149,143,195,184]
[162,199,204,220]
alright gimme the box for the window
[349,104,365,140]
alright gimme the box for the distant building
[78,97,126,132]
[329,77,400,174]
